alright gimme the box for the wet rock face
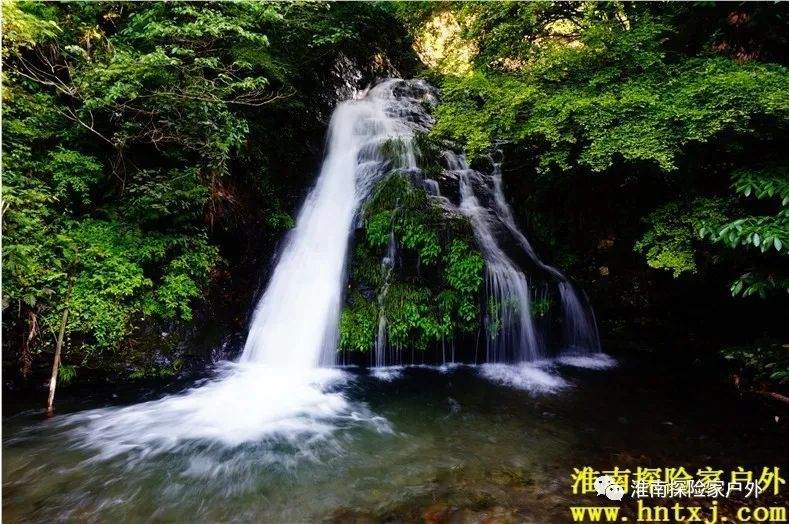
[330,53,366,103]
[321,47,422,118]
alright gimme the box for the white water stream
[56,80,437,454]
[243,80,434,367]
[50,79,603,458]
[433,152,601,363]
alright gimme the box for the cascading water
[373,232,397,368]
[361,109,601,367]
[425,152,601,364]
[425,152,607,390]
[489,161,602,354]
[444,152,543,362]
[56,79,437,455]
[243,79,436,368]
[49,77,603,459]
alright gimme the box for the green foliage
[364,175,444,265]
[635,199,729,277]
[57,364,78,385]
[401,223,441,266]
[701,167,789,297]
[432,73,536,159]
[424,2,789,303]
[703,168,788,256]
[435,239,484,331]
[1,0,60,52]
[445,240,484,291]
[530,297,552,318]
[47,148,104,206]
[486,296,523,340]
[128,357,184,381]
[2,2,265,369]
[121,169,208,226]
[366,211,394,247]
[2,0,415,379]
[339,291,378,352]
[434,58,788,170]
[384,284,446,350]
[267,211,295,231]
[340,175,484,352]
[712,210,788,258]
[726,272,789,300]
[731,167,789,204]
[723,343,789,386]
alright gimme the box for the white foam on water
[438,362,464,373]
[58,364,376,460]
[477,355,615,391]
[365,357,613,393]
[370,367,404,381]
[556,353,617,370]
[478,362,569,393]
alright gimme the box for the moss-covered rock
[340,173,484,355]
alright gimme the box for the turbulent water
[2,79,612,522]
[8,357,783,523]
[416,152,601,365]
[30,79,440,457]
[243,79,436,368]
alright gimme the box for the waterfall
[61,80,436,454]
[438,152,601,362]
[373,233,397,368]
[444,152,542,362]
[489,162,602,354]
[54,78,604,460]
[50,78,607,462]
[243,79,436,368]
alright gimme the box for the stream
[4,78,785,523]
[3,356,783,523]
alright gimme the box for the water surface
[3,356,784,523]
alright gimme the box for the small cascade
[557,281,602,353]
[489,162,601,354]
[422,178,441,196]
[369,146,601,366]
[435,152,601,362]
[444,152,542,362]
[373,233,397,368]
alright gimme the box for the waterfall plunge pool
[3,355,783,523]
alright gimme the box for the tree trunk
[20,309,39,378]
[46,263,77,417]
[46,307,69,416]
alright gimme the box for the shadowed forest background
[3,1,788,401]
